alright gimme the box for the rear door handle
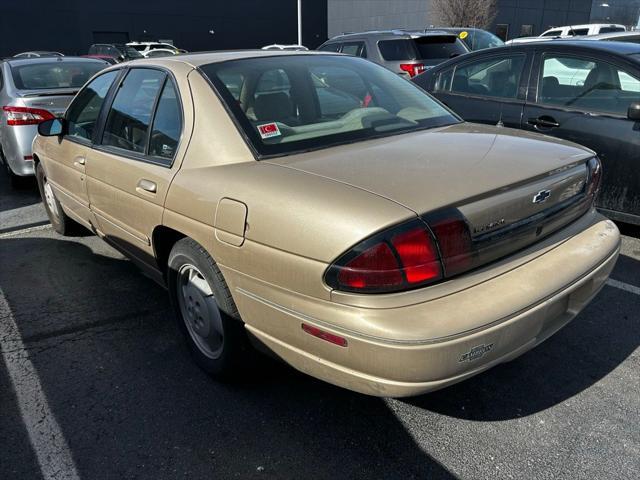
[136,179,157,194]
[527,116,560,129]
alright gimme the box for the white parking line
[0,287,80,480]
[606,278,640,296]
[0,223,51,239]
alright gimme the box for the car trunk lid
[16,89,78,117]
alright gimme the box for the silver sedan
[0,56,107,186]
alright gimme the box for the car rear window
[200,55,459,158]
[10,61,106,90]
[600,26,626,34]
[378,36,467,61]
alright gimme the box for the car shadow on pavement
[0,236,456,480]
[0,170,41,214]
[404,253,640,421]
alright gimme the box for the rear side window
[341,42,367,57]
[600,27,625,34]
[446,55,525,99]
[11,61,106,90]
[148,80,182,160]
[102,69,166,154]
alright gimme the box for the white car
[143,48,178,58]
[261,44,308,51]
[127,42,180,56]
[540,23,626,38]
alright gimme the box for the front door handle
[73,156,85,167]
[137,179,157,194]
[527,116,560,129]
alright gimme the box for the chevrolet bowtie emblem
[532,189,551,204]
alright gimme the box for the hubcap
[177,264,224,359]
[43,181,59,219]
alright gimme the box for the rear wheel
[168,238,253,378]
[35,162,76,235]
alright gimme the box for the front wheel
[168,238,253,378]
[35,162,76,235]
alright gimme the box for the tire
[168,237,253,379]
[35,162,76,235]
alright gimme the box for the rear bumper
[234,214,620,397]
[1,124,38,176]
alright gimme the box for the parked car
[412,40,640,225]
[33,51,619,397]
[127,41,182,56]
[540,23,626,38]
[88,44,143,63]
[509,24,627,44]
[143,48,178,58]
[0,56,108,185]
[262,44,309,51]
[13,51,64,58]
[424,27,504,50]
[318,30,470,78]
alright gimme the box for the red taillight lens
[337,242,403,290]
[587,157,602,197]
[399,63,426,78]
[3,106,55,126]
[391,227,441,283]
[327,221,443,293]
[429,216,473,277]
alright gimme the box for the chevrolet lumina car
[33,51,620,397]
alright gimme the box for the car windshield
[201,55,459,157]
[11,61,106,90]
[460,30,504,50]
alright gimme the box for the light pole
[297,0,303,46]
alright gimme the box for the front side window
[447,55,525,99]
[102,69,166,153]
[66,70,119,142]
[201,55,459,157]
[11,61,106,90]
[538,55,640,115]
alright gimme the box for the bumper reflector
[302,323,348,347]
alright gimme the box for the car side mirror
[38,118,65,137]
[628,102,640,121]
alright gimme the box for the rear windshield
[378,37,467,61]
[201,55,459,157]
[11,61,106,90]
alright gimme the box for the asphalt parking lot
[0,171,638,480]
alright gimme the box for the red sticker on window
[258,123,281,139]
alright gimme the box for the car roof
[544,23,624,30]
[124,50,346,68]
[498,39,640,55]
[326,29,459,41]
[4,56,108,66]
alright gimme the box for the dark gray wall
[492,0,593,39]
[327,0,432,38]
[0,0,327,57]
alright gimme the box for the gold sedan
[33,51,620,397]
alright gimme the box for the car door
[522,50,640,221]
[86,67,184,267]
[427,51,531,128]
[39,70,120,228]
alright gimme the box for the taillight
[587,157,602,197]
[428,212,473,277]
[3,106,55,126]
[399,63,426,78]
[326,220,443,293]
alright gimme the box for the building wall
[492,0,593,40]
[327,0,432,38]
[0,0,327,58]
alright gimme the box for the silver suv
[318,30,469,78]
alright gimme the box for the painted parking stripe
[606,278,640,296]
[0,287,80,480]
[0,222,51,238]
